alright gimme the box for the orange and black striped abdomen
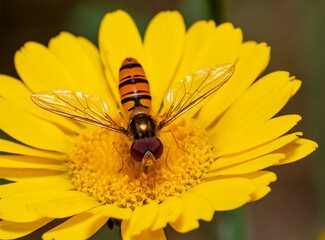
[119,58,152,117]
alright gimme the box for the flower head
[0,10,317,240]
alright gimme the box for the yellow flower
[0,10,317,240]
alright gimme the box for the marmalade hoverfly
[31,58,234,173]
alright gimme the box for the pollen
[67,118,213,209]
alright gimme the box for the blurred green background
[0,0,323,239]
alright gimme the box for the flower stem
[228,208,246,240]
[208,0,226,24]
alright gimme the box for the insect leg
[161,130,189,154]
[163,146,174,173]
[112,140,128,172]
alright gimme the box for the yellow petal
[150,196,183,231]
[198,42,270,128]
[239,41,258,57]
[123,218,166,240]
[204,153,284,177]
[191,23,242,71]
[131,229,166,240]
[144,11,185,110]
[241,171,277,201]
[1,154,63,165]
[0,218,53,240]
[99,10,143,104]
[14,42,78,92]
[0,155,66,171]
[173,20,216,83]
[28,191,101,218]
[292,79,302,96]
[0,168,65,182]
[0,74,82,133]
[95,204,132,220]
[212,114,302,157]
[122,219,166,240]
[123,219,167,240]
[77,36,103,70]
[122,219,131,240]
[0,138,66,160]
[169,193,214,233]
[77,36,119,113]
[0,176,74,198]
[129,201,159,236]
[0,98,74,153]
[211,72,301,135]
[250,187,271,202]
[189,178,255,211]
[209,132,302,171]
[48,32,117,112]
[0,191,62,222]
[42,207,109,240]
[274,138,318,165]
[0,190,95,222]
[41,204,130,240]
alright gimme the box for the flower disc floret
[68,118,213,209]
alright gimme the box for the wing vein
[31,91,127,134]
[158,65,234,129]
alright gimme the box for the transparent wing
[31,91,126,133]
[158,64,235,128]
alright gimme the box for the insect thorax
[129,113,157,140]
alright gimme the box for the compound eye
[130,139,147,162]
[147,138,163,160]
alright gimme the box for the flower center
[67,118,213,209]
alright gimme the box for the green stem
[228,208,246,240]
[208,0,226,24]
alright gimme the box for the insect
[31,57,234,173]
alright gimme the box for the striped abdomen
[119,58,152,118]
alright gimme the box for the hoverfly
[31,58,234,173]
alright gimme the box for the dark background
[0,0,323,239]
